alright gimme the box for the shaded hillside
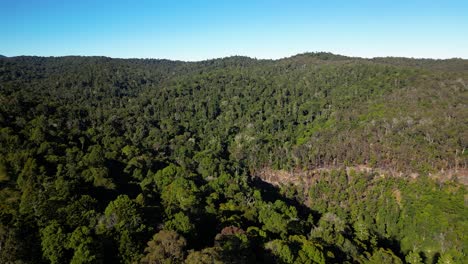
[0,53,466,263]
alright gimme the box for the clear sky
[1,0,467,60]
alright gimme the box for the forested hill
[0,53,467,263]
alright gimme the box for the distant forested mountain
[0,53,466,263]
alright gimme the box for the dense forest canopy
[0,52,467,263]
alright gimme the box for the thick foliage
[0,53,466,263]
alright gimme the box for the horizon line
[1,51,467,62]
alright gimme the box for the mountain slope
[0,53,466,263]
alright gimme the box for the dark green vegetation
[0,53,467,263]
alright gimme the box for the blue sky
[1,0,467,60]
